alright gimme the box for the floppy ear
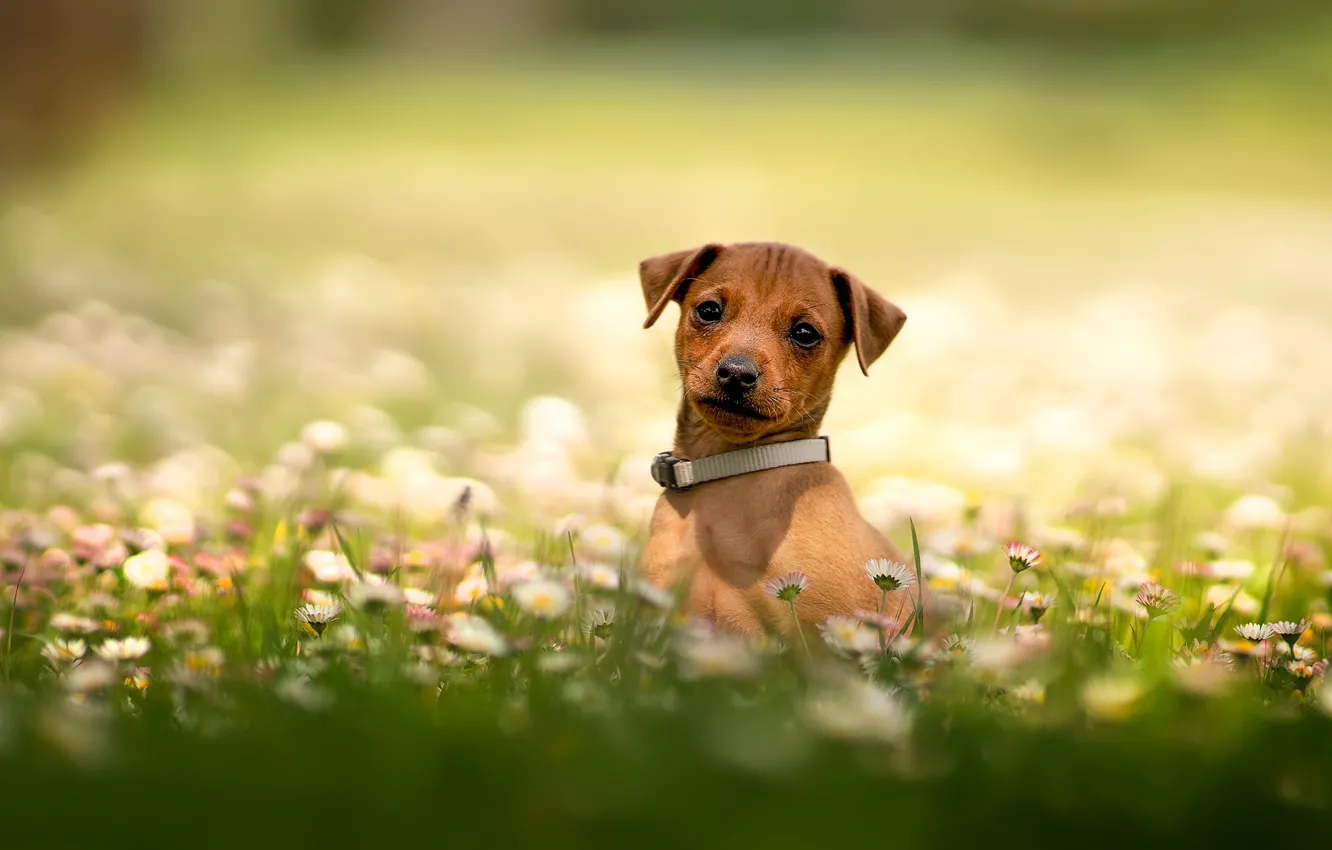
[831,266,907,376]
[639,243,724,329]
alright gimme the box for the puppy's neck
[673,399,828,460]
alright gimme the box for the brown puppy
[638,241,916,642]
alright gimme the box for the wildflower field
[4,36,1332,848]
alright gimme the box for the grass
[3,36,1332,846]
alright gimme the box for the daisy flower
[1023,591,1055,623]
[865,559,916,593]
[803,680,911,743]
[346,580,405,611]
[1234,622,1274,642]
[403,587,436,607]
[765,572,809,603]
[577,524,628,561]
[41,639,87,667]
[819,615,880,655]
[453,574,490,606]
[304,550,357,584]
[1003,542,1042,574]
[582,606,616,639]
[295,603,342,637]
[94,637,152,661]
[1288,660,1316,680]
[577,563,621,592]
[300,419,349,454]
[676,634,761,680]
[62,661,119,693]
[123,549,170,590]
[1269,619,1308,649]
[512,579,574,620]
[444,613,509,656]
[1134,582,1179,620]
[49,613,101,634]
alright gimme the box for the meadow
[3,33,1332,846]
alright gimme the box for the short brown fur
[637,241,915,642]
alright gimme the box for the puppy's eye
[694,300,723,324]
[790,322,822,349]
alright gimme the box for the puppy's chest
[673,486,832,582]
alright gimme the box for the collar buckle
[650,452,688,491]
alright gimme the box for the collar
[650,436,831,491]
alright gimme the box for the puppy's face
[640,242,906,443]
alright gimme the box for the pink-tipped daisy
[1234,622,1273,642]
[1134,582,1179,620]
[1269,619,1308,649]
[865,559,916,593]
[765,572,809,603]
[1003,542,1042,574]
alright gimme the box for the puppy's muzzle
[715,355,760,397]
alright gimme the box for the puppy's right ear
[639,243,724,329]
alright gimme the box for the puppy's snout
[715,355,760,395]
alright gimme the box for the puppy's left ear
[832,267,907,376]
[639,243,723,329]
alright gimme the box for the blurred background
[2,0,1332,527]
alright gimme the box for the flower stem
[788,600,811,658]
[993,574,1015,632]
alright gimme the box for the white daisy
[62,661,119,693]
[578,523,628,561]
[346,580,405,611]
[295,603,342,637]
[300,419,349,454]
[1234,622,1274,642]
[94,637,152,661]
[577,563,620,592]
[1269,619,1308,647]
[765,572,809,603]
[1224,494,1285,531]
[49,613,101,634]
[582,606,616,639]
[676,634,761,680]
[141,497,196,546]
[445,613,509,656]
[803,680,911,742]
[453,574,490,605]
[41,639,87,667]
[512,579,574,620]
[403,587,436,607]
[304,550,357,584]
[865,559,916,593]
[1023,592,1055,622]
[123,549,170,590]
[819,616,880,654]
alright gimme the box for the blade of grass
[909,519,925,637]
[331,520,366,582]
[1207,585,1245,644]
[1257,520,1292,624]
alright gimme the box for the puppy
[638,241,915,642]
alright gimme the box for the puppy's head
[639,242,905,442]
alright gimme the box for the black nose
[716,355,760,395]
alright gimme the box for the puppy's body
[637,241,914,639]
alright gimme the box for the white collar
[650,437,830,491]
